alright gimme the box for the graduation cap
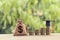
[46,20,50,27]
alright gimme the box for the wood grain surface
[0,33,60,40]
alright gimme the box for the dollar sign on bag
[18,26,23,33]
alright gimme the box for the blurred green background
[0,0,60,34]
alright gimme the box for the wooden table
[0,33,60,40]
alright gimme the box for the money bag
[13,20,27,36]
